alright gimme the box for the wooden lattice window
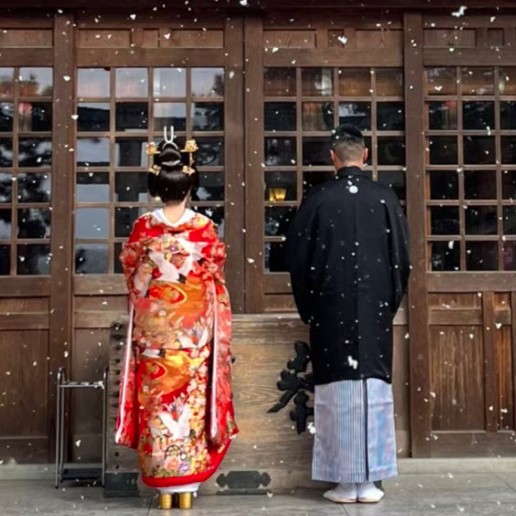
[75,67,225,274]
[0,67,53,275]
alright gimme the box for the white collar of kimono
[153,208,195,227]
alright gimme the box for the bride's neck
[162,199,187,225]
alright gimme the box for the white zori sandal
[357,481,385,503]
[323,483,358,503]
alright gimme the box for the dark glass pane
[502,137,516,165]
[377,102,404,131]
[464,171,496,200]
[154,103,186,131]
[0,139,13,167]
[18,102,52,132]
[0,209,12,239]
[465,206,497,235]
[302,68,333,96]
[17,244,50,275]
[17,173,51,203]
[425,68,456,96]
[115,103,148,132]
[115,172,147,202]
[75,243,109,274]
[115,207,144,238]
[114,242,123,274]
[464,136,496,165]
[466,241,498,271]
[502,170,516,199]
[430,206,460,235]
[77,138,110,167]
[17,208,51,238]
[265,102,296,131]
[431,241,460,271]
[428,136,458,165]
[265,242,287,272]
[76,208,109,239]
[19,68,53,97]
[0,245,9,275]
[501,102,516,130]
[191,68,224,97]
[376,69,403,97]
[499,68,516,95]
[196,138,224,166]
[265,137,296,166]
[115,68,148,98]
[193,206,224,238]
[115,139,146,167]
[78,69,110,99]
[265,206,297,237]
[427,101,458,130]
[0,173,12,202]
[264,68,296,97]
[339,69,371,96]
[77,172,110,203]
[302,102,334,131]
[18,139,52,167]
[0,68,14,98]
[0,103,13,132]
[153,68,186,98]
[429,171,458,200]
[192,103,224,131]
[503,242,516,271]
[264,172,297,202]
[192,172,224,202]
[303,171,335,197]
[78,103,110,132]
[461,67,494,96]
[377,137,405,166]
[463,101,495,130]
[302,138,332,166]
[339,102,371,131]
[378,171,406,200]
[504,207,516,234]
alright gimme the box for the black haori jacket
[285,166,411,386]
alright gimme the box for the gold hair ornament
[146,142,159,156]
[149,164,161,176]
[182,139,198,176]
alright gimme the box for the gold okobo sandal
[159,492,194,510]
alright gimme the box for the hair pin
[183,165,196,176]
[163,126,175,144]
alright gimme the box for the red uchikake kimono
[115,210,238,488]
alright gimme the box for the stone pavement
[3,474,516,516]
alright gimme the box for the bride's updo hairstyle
[147,139,199,203]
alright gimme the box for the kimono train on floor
[115,208,238,489]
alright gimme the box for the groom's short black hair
[331,124,366,162]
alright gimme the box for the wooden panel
[0,298,49,312]
[393,326,411,456]
[0,313,49,330]
[264,294,297,312]
[263,30,316,49]
[423,29,476,48]
[429,273,516,292]
[0,277,50,297]
[74,275,126,296]
[0,29,53,47]
[0,436,47,464]
[429,293,482,309]
[497,326,514,431]
[143,29,158,48]
[355,29,403,50]
[77,29,131,48]
[424,48,516,67]
[161,30,224,48]
[0,48,52,66]
[430,431,516,457]
[75,296,127,312]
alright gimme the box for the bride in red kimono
[115,135,238,510]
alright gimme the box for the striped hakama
[312,378,397,484]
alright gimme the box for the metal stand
[55,367,109,488]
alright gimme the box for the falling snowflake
[451,6,467,18]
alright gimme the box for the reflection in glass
[77,172,110,202]
[424,67,456,95]
[264,102,296,131]
[429,171,458,200]
[192,172,224,202]
[465,206,497,235]
[116,68,148,98]
[339,69,371,96]
[191,68,224,97]
[17,244,51,275]
[378,171,406,200]
[502,170,516,199]
[377,137,405,166]
[265,241,287,272]
[427,101,457,130]
[19,68,53,96]
[501,102,516,130]
[154,103,186,131]
[78,103,110,132]
[0,103,13,132]
[265,206,296,236]
[115,139,146,167]
[18,139,52,167]
[265,137,296,167]
[377,102,404,131]
[339,102,371,131]
[17,173,51,203]
[192,103,224,131]
[302,68,333,96]
[430,206,460,235]
[75,243,109,274]
[464,136,496,165]
[115,172,147,202]
[115,207,145,238]
[193,206,224,238]
[464,171,496,199]
[302,138,332,166]
[499,68,516,95]
[502,136,516,164]
[0,173,12,202]
[461,67,494,95]
[302,171,335,197]
[153,68,186,98]
[0,139,13,167]
[431,241,460,271]
[0,68,14,98]
[264,172,296,202]
[17,208,51,238]
[463,101,495,130]
[264,68,296,97]
[18,102,52,132]
[76,208,109,238]
[114,242,123,274]
[428,136,458,165]
[466,241,498,270]
[302,102,333,131]
[115,103,148,131]
[376,69,403,97]
[0,245,9,275]
[78,69,110,98]
[0,209,12,239]
[77,138,110,167]
[503,241,516,270]
[504,207,516,234]
[195,138,224,166]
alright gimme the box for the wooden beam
[424,48,516,67]
[483,292,499,433]
[429,273,516,292]
[0,48,52,66]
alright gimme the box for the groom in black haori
[285,124,410,504]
